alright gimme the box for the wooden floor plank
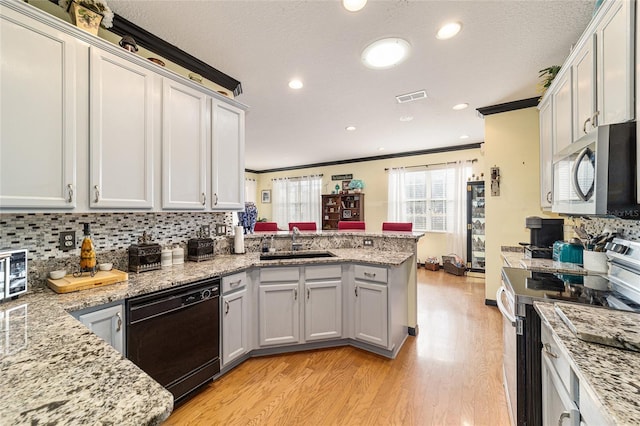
[165,269,510,425]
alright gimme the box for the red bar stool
[288,222,317,231]
[338,221,365,230]
[254,222,279,232]
[382,222,413,232]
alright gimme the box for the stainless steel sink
[259,250,336,260]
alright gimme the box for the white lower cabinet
[304,266,342,341]
[259,282,300,346]
[222,288,248,366]
[352,265,389,348]
[71,302,124,354]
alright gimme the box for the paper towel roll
[234,226,245,254]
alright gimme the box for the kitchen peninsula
[0,231,420,424]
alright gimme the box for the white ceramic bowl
[49,270,66,280]
[98,263,113,271]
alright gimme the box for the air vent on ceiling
[395,90,428,104]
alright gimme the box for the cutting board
[47,269,128,294]
[554,302,640,352]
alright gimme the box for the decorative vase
[68,1,103,36]
[354,188,361,193]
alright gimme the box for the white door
[353,280,388,348]
[222,289,248,366]
[539,99,553,209]
[572,35,596,139]
[78,304,124,354]
[89,47,154,208]
[0,9,77,208]
[305,279,342,341]
[596,0,634,126]
[259,283,300,346]
[162,78,207,209]
[211,99,245,210]
[552,70,573,155]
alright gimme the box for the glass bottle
[80,223,96,272]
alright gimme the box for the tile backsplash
[1,212,235,288]
[568,216,640,241]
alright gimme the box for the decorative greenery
[538,65,561,94]
[348,179,365,190]
[59,0,114,28]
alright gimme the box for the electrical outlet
[363,238,374,247]
[200,225,210,237]
[59,231,76,251]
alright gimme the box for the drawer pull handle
[543,343,558,358]
[364,272,376,278]
[230,279,242,287]
[115,312,122,332]
[558,411,570,426]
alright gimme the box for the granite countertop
[501,249,588,275]
[535,302,640,425]
[0,248,413,424]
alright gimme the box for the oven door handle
[496,286,516,327]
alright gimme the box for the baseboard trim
[485,299,497,306]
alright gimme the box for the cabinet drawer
[260,267,300,283]
[541,322,572,392]
[222,271,247,293]
[305,265,341,280]
[354,265,387,283]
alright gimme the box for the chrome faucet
[292,226,302,251]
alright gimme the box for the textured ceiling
[109,0,595,171]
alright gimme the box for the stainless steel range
[497,238,640,426]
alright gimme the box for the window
[272,175,322,228]
[389,166,470,232]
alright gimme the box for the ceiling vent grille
[395,90,427,104]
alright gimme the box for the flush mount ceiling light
[362,38,411,69]
[436,21,462,40]
[399,115,414,122]
[452,103,469,110]
[343,0,367,12]
[378,147,385,151]
[460,134,469,139]
[345,126,357,131]
[288,79,303,89]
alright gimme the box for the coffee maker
[523,216,564,259]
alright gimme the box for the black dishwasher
[126,278,220,403]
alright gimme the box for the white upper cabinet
[551,69,573,154]
[539,99,554,209]
[596,0,635,126]
[211,99,245,211]
[89,47,154,208]
[572,34,597,139]
[162,78,207,209]
[0,7,77,208]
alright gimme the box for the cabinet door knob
[546,191,552,203]
[583,117,591,134]
[94,185,100,203]
[307,288,310,300]
[355,286,358,297]
[225,300,230,314]
[543,343,558,358]
[213,193,219,205]
[201,192,206,206]
[115,312,122,332]
[67,184,74,203]
[558,411,570,426]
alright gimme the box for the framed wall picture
[342,180,351,191]
[261,190,271,203]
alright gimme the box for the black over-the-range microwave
[552,121,639,218]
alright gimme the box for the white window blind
[272,175,322,228]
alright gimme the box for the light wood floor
[165,269,510,425]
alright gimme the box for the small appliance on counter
[552,241,584,264]
[128,231,162,273]
[0,248,28,301]
[188,237,214,262]
[522,216,564,259]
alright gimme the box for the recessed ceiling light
[399,115,414,122]
[343,0,367,12]
[362,38,410,69]
[460,134,469,139]
[378,147,385,151]
[288,79,303,89]
[346,126,357,131]
[436,22,462,40]
[452,103,469,110]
